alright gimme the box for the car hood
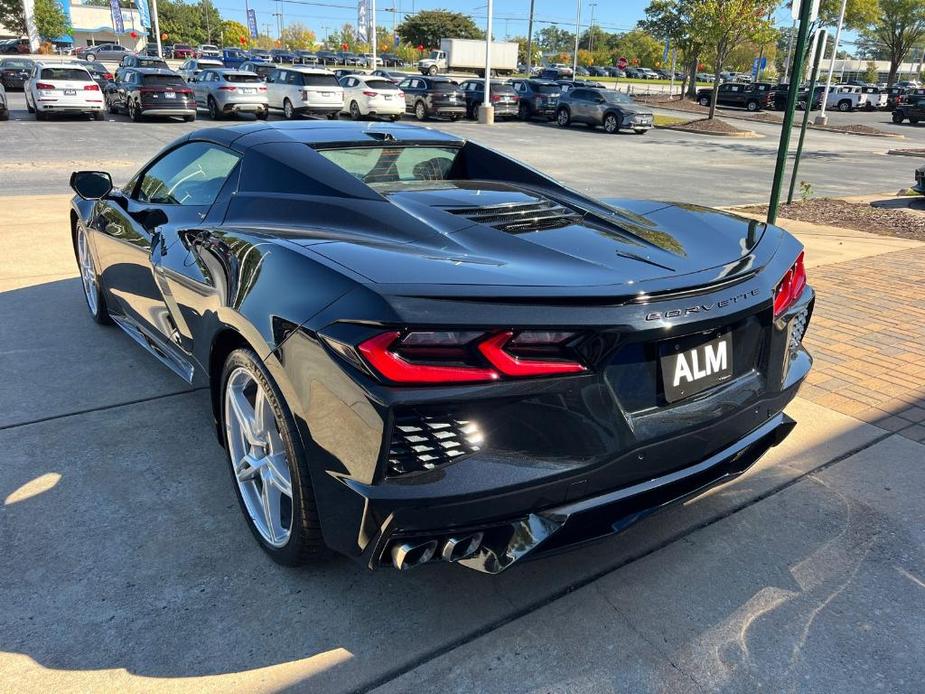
[285,180,775,293]
[607,101,651,116]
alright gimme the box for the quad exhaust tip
[441,532,484,562]
[391,539,438,570]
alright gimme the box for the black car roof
[131,68,181,75]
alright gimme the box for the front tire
[892,113,904,123]
[698,96,709,107]
[746,100,758,112]
[556,107,570,127]
[428,65,437,76]
[349,100,362,120]
[75,225,111,325]
[838,99,851,112]
[414,100,427,121]
[603,112,619,134]
[221,349,324,565]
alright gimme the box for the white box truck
[418,38,518,76]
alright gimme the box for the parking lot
[2,88,925,693]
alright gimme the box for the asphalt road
[1,89,922,205]
[2,97,924,692]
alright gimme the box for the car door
[111,69,134,110]
[398,78,415,111]
[91,142,242,375]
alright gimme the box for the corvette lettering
[645,288,762,321]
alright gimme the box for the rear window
[2,59,30,69]
[143,74,185,87]
[491,84,516,94]
[225,73,261,83]
[40,68,91,81]
[364,79,398,90]
[317,145,460,185]
[138,58,168,69]
[534,83,560,94]
[431,81,459,92]
[303,73,340,87]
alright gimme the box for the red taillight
[258,86,267,91]
[490,94,501,102]
[36,82,54,90]
[103,73,113,80]
[358,331,499,384]
[362,90,378,97]
[218,85,236,91]
[84,83,99,91]
[356,330,586,385]
[773,252,807,317]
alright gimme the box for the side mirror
[70,171,113,200]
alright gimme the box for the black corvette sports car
[69,121,813,573]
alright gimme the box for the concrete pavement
[2,175,924,689]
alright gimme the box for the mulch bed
[738,198,925,240]
[888,148,925,157]
[665,117,754,135]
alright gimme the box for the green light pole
[767,0,815,225]
[787,29,827,205]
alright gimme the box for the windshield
[429,50,440,59]
[40,67,91,81]
[1,59,30,69]
[316,146,460,185]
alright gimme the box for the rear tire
[26,97,34,113]
[698,96,709,107]
[556,107,570,127]
[129,99,143,122]
[414,100,427,121]
[838,99,851,112]
[518,101,530,121]
[208,96,222,120]
[389,114,401,121]
[220,348,325,566]
[892,113,904,123]
[257,109,269,120]
[746,100,758,112]
[911,117,920,125]
[92,111,104,121]
[75,225,112,325]
[35,109,46,121]
[183,114,196,122]
[349,100,361,120]
[283,98,296,120]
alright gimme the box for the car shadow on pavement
[1,277,921,692]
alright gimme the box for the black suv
[115,54,170,81]
[106,68,195,122]
[893,95,925,124]
[556,87,653,134]
[697,81,773,111]
[510,78,561,120]
[397,75,465,120]
[0,57,32,89]
[458,79,519,119]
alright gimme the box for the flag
[357,0,369,42]
[247,9,258,39]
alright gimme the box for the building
[827,58,925,84]
[14,0,150,52]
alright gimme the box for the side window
[398,79,410,89]
[136,143,241,207]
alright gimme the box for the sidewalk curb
[656,124,762,138]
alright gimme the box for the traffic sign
[617,56,627,70]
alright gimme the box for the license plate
[164,91,176,98]
[64,89,76,95]
[384,94,391,99]
[320,91,332,96]
[660,332,733,403]
[240,88,255,94]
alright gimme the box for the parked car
[371,69,409,84]
[379,52,404,67]
[315,50,339,66]
[296,51,318,65]
[860,85,887,110]
[161,44,175,59]
[106,68,195,122]
[0,82,8,120]
[826,84,868,112]
[84,61,115,90]
[0,38,30,54]
[338,73,403,120]
[606,67,626,78]
[198,44,221,59]
[509,78,561,120]
[549,63,573,77]
[575,66,589,76]
[397,75,465,120]
[172,43,197,60]
[898,87,925,105]
[191,68,268,120]
[539,67,572,81]
[222,48,250,69]
[66,121,813,573]
[697,81,773,111]
[914,162,924,194]
[357,52,383,68]
[24,62,105,120]
[115,54,170,81]
[271,49,298,64]
[637,68,659,79]
[892,94,925,124]
[0,57,32,89]
[624,67,642,78]
[337,52,361,66]
[886,85,908,109]
[458,78,519,119]
[82,43,131,62]
[556,87,652,134]
[588,66,608,77]
[240,61,276,80]
[249,50,273,63]
[797,85,826,110]
[178,58,224,82]
[333,68,363,80]
[145,42,160,57]
[265,66,343,119]
[696,72,714,82]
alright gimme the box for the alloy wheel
[224,367,294,548]
[77,226,98,316]
[604,114,618,133]
[208,97,219,119]
[350,101,361,120]
[284,99,294,119]
[557,108,569,126]
[415,101,426,120]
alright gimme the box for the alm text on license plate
[659,332,733,403]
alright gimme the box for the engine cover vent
[442,199,582,234]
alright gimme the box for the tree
[642,0,704,98]
[536,25,575,54]
[611,29,664,68]
[818,0,879,31]
[396,10,483,50]
[691,0,776,118]
[511,35,540,65]
[157,0,221,45]
[280,22,316,50]
[32,0,71,44]
[222,20,250,48]
[860,0,925,86]
[863,60,879,82]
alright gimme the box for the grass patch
[654,115,688,127]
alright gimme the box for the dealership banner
[357,0,368,42]
[134,0,152,30]
[110,0,125,34]
[247,8,258,39]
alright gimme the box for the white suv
[266,67,344,119]
[25,62,105,120]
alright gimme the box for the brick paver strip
[800,245,925,440]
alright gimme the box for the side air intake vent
[387,416,483,476]
[442,199,583,233]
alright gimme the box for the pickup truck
[826,85,868,112]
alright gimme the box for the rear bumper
[35,102,104,112]
[140,107,196,116]
[297,105,342,115]
[221,101,269,113]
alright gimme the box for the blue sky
[212,0,799,44]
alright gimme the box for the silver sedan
[190,68,269,120]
